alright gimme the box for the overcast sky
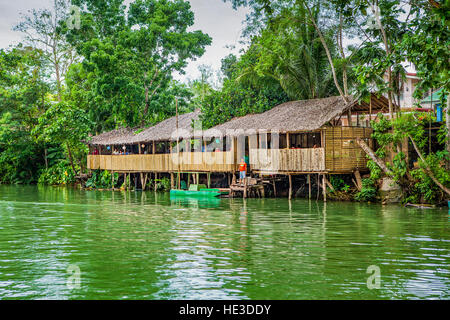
[0,0,248,82]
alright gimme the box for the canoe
[170,188,229,198]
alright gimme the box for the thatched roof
[131,109,201,143]
[87,95,389,145]
[87,127,139,146]
[87,110,200,145]
[204,96,355,136]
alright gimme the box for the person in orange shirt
[239,158,247,183]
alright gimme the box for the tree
[32,102,91,175]
[14,0,79,100]
[67,0,212,128]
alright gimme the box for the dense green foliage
[0,0,448,203]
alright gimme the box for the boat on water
[170,184,229,198]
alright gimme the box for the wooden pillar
[273,177,277,197]
[177,172,181,189]
[207,173,211,188]
[170,173,174,189]
[154,172,158,191]
[322,174,327,202]
[187,173,191,189]
[288,174,292,200]
[138,144,142,154]
[286,133,290,149]
[243,177,247,198]
[196,173,199,185]
[152,142,156,154]
[316,173,320,201]
[307,174,311,200]
[112,171,115,189]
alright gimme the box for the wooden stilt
[139,172,143,190]
[207,173,211,188]
[288,174,292,200]
[308,174,311,199]
[273,177,277,197]
[187,173,191,189]
[354,170,362,191]
[154,172,158,191]
[243,177,247,198]
[170,173,174,189]
[322,174,327,202]
[316,173,320,201]
[112,171,115,189]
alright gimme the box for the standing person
[239,158,247,184]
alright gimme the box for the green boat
[170,184,229,198]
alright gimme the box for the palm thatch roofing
[203,95,377,137]
[131,109,201,143]
[87,110,200,145]
[87,127,139,146]
[87,95,389,145]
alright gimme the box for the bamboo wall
[250,148,325,173]
[323,126,373,173]
[87,152,238,172]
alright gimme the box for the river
[0,185,448,299]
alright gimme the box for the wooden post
[207,173,211,188]
[307,174,311,199]
[152,142,156,154]
[112,171,115,189]
[322,174,327,202]
[170,173,174,189]
[196,173,199,185]
[138,144,142,154]
[286,133,290,149]
[288,174,292,200]
[354,170,362,191]
[154,172,158,191]
[187,173,191,189]
[177,172,181,189]
[273,177,277,197]
[316,173,320,201]
[243,177,247,198]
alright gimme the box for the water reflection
[0,185,448,299]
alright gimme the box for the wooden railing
[87,151,237,172]
[250,148,325,172]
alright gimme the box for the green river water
[0,185,448,300]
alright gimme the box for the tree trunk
[356,138,392,176]
[409,135,450,197]
[303,2,347,102]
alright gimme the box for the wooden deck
[250,148,326,173]
[87,151,237,172]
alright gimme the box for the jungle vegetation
[0,0,448,203]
